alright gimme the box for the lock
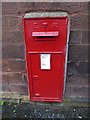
[34,23,37,28]
[42,22,48,28]
[35,93,40,97]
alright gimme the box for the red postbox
[23,12,70,102]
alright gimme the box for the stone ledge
[0,92,89,107]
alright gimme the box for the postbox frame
[23,12,70,102]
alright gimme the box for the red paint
[23,17,68,102]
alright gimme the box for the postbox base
[30,98,63,103]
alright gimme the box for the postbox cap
[24,12,69,18]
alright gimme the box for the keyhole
[33,75,38,80]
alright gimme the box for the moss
[0,101,5,105]
[0,92,90,107]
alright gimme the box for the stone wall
[2,2,89,102]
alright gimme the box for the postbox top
[24,12,69,19]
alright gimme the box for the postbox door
[29,53,64,101]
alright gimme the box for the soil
[1,102,90,119]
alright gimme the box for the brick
[88,21,90,31]
[69,30,88,44]
[17,2,35,15]
[8,16,20,32]
[77,62,88,74]
[65,74,89,98]
[71,14,88,30]
[81,2,88,14]
[8,16,23,33]
[66,74,88,86]
[2,44,25,59]
[2,73,27,85]
[2,2,18,15]
[17,2,83,15]
[81,30,88,44]
[67,62,88,75]
[2,15,23,33]
[89,3,90,24]
[2,59,26,72]
[35,2,82,14]
[69,30,82,44]
[67,62,78,75]
[2,15,9,32]
[2,83,28,95]
[31,2,53,11]
[2,83,10,92]
[69,96,89,102]
[65,83,89,98]
[89,61,90,70]
[70,86,88,97]
[9,84,28,95]
[2,2,83,15]
[68,45,88,62]
[2,31,24,44]
[17,16,24,32]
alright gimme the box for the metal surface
[23,12,70,102]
